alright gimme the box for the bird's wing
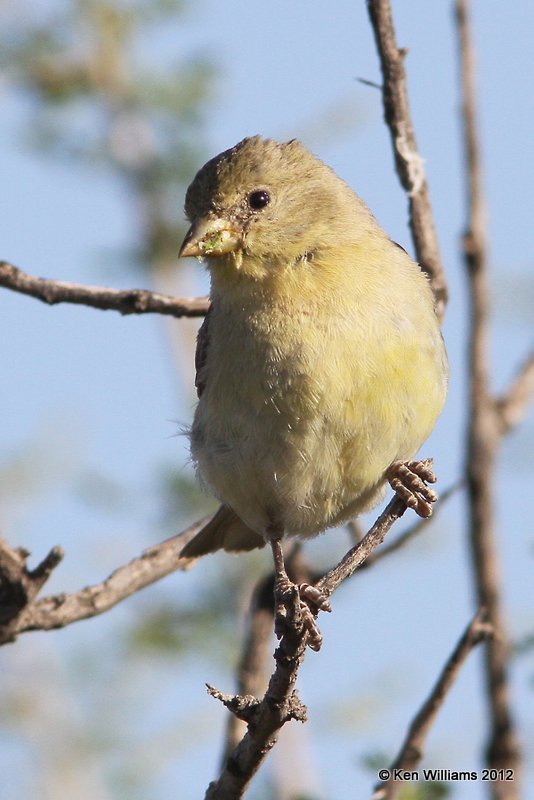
[189,307,266,556]
[195,304,212,398]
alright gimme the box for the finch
[179,136,448,649]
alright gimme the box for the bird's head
[179,136,368,279]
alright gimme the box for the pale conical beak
[179,216,241,258]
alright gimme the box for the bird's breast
[190,279,447,538]
[191,298,380,535]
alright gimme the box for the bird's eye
[248,190,271,210]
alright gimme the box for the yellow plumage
[179,136,448,562]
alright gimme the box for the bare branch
[221,576,275,762]
[27,545,65,590]
[455,0,522,793]
[372,609,493,800]
[0,539,64,632]
[0,260,209,318]
[219,484,460,776]
[207,685,262,724]
[366,0,448,318]
[204,497,412,799]
[360,481,462,569]
[495,349,534,434]
[1,487,439,798]
[316,496,406,598]
[204,593,309,799]
[0,518,209,644]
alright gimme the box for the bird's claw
[274,578,331,652]
[387,458,438,518]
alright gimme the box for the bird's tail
[180,505,265,558]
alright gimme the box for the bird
[178,136,448,650]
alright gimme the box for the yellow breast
[191,242,448,537]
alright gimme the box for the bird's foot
[274,578,331,652]
[387,458,438,518]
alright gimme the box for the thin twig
[372,608,493,800]
[495,349,534,434]
[0,518,209,644]
[366,0,448,318]
[455,0,521,795]
[0,260,209,318]
[360,481,461,569]
[316,496,406,598]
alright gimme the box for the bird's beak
[179,216,241,258]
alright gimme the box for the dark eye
[248,190,271,210]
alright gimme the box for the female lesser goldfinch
[179,136,448,649]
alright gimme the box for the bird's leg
[387,458,438,518]
[270,538,295,638]
[270,538,331,652]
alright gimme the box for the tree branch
[359,481,461,570]
[316,495,406,598]
[204,590,308,799]
[455,1,521,795]
[218,484,462,782]
[495,348,534,434]
[0,260,209,318]
[203,496,412,799]
[366,0,448,318]
[0,491,447,799]
[221,576,275,763]
[0,540,64,629]
[0,518,209,644]
[372,608,493,800]
[0,490,433,648]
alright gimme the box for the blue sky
[1,2,533,798]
